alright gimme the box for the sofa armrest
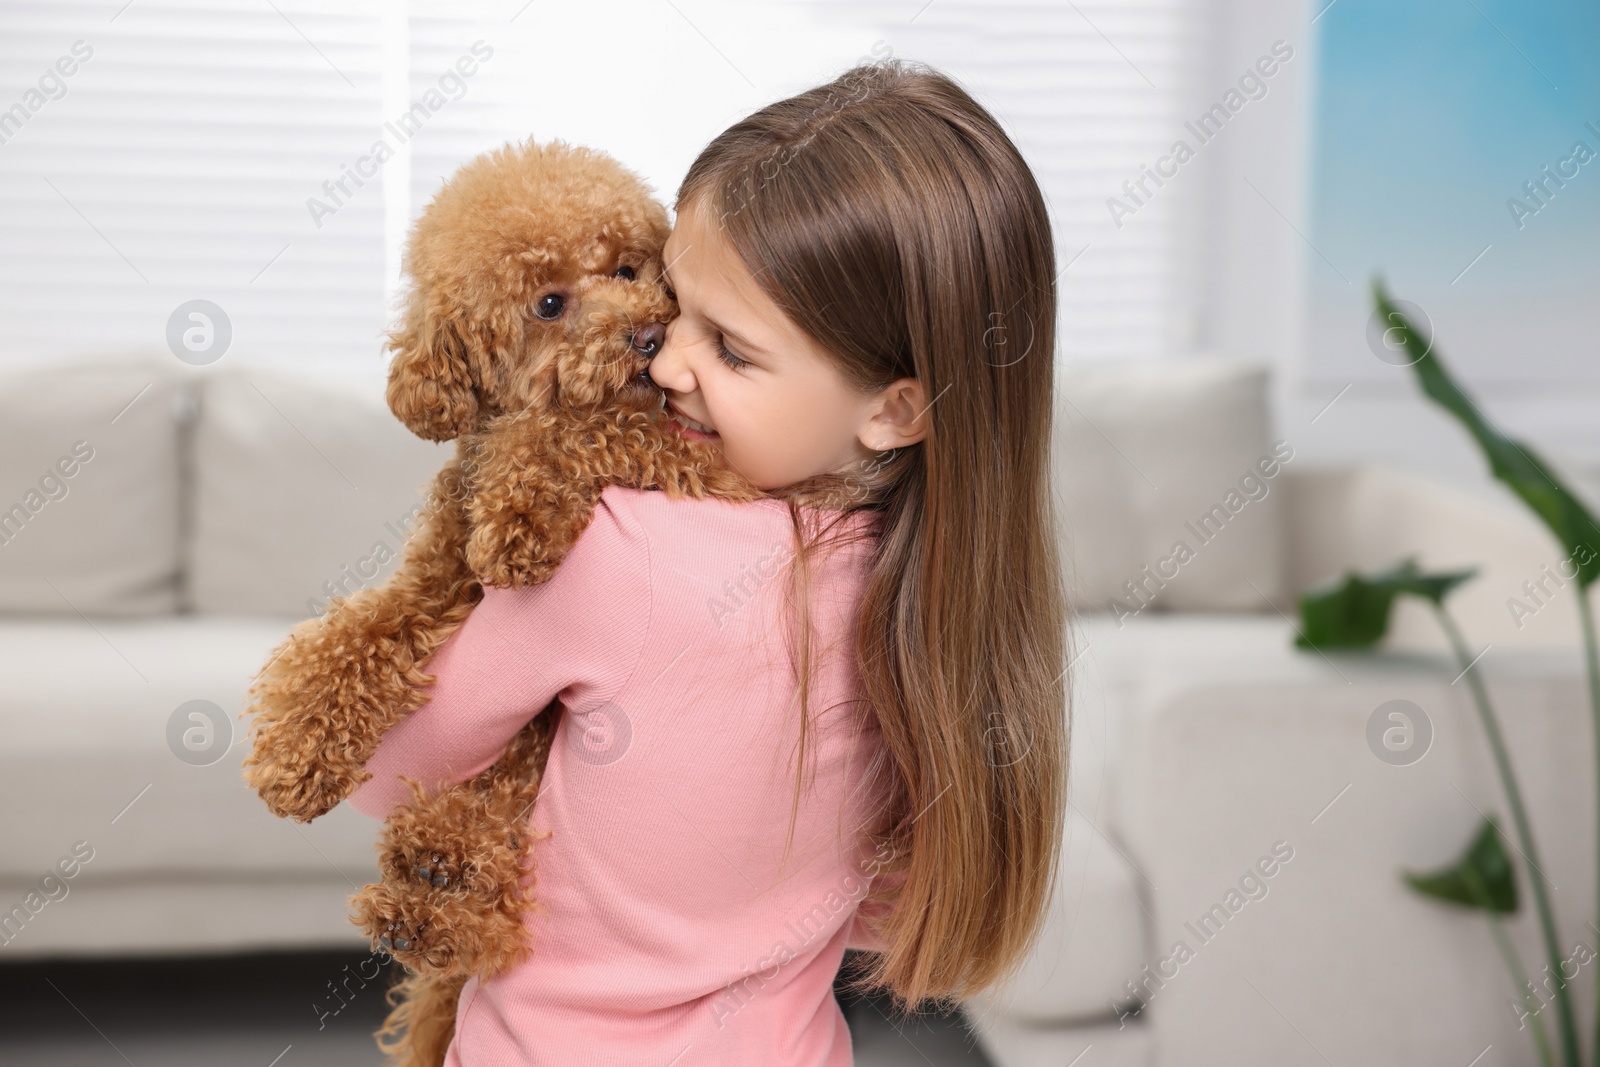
[1281,463,1585,649]
[1112,630,1590,1066]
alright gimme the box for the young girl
[349,58,1069,1066]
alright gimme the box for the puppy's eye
[534,293,565,320]
[663,284,677,302]
[613,265,636,280]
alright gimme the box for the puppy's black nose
[630,322,665,358]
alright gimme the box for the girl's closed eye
[715,337,750,370]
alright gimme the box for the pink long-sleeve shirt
[347,485,897,1066]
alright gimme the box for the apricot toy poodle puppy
[240,138,767,1066]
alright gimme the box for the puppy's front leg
[460,409,640,589]
[243,460,481,821]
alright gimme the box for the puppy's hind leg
[350,716,555,980]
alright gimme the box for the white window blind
[0,0,1207,372]
[0,0,874,373]
[0,0,389,373]
[394,0,877,262]
[808,0,1214,362]
[397,0,1212,363]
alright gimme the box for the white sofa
[0,355,447,959]
[1,353,1590,1066]
[966,378,1597,1065]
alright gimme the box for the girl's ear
[385,298,479,442]
[860,376,931,451]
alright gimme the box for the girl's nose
[648,320,693,392]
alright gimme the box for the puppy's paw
[350,874,529,979]
[465,519,562,589]
[410,851,464,890]
[377,916,427,957]
[251,770,355,824]
[244,724,368,823]
[352,883,456,975]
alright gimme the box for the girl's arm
[345,488,652,820]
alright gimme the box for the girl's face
[647,197,927,493]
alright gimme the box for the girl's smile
[664,397,718,439]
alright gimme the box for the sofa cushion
[1281,462,1588,651]
[1098,613,1590,1066]
[966,805,1148,1024]
[0,355,188,617]
[0,615,379,881]
[1053,357,1288,614]
[977,612,1308,1026]
[187,363,452,618]
[0,877,368,959]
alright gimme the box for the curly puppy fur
[239,139,770,1067]
[243,139,684,823]
[375,970,467,1067]
[350,718,555,978]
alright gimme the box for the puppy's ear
[385,300,479,442]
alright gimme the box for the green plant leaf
[1373,276,1600,589]
[1295,558,1478,650]
[1403,816,1518,914]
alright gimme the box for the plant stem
[1490,913,1557,1067]
[1577,589,1600,1067]
[1433,603,1580,1067]
[1466,862,1557,1067]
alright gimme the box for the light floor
[0,949,995,1066]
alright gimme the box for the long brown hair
[679,59,1070,1013]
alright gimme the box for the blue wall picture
[1306,0,1600,384]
